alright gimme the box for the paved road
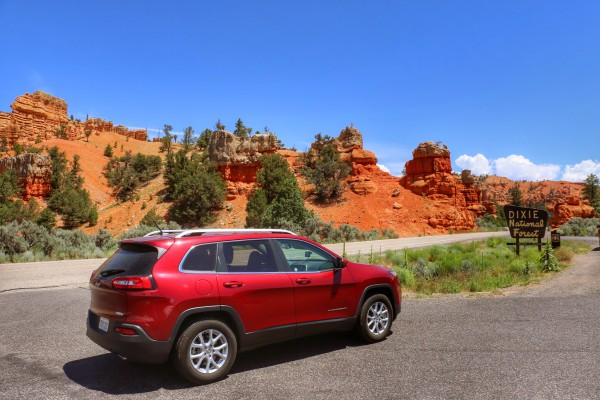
[0,231,511,293]
[0,243,598,399]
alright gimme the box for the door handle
[296,278,311,285]
[223,281,244,288]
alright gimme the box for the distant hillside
[1,91,596,237]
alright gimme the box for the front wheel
[172,320,237,384]
[357,294,393,343]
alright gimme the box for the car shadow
[63,331,386,394]
[63,353,192,394]
[230,331,369,374]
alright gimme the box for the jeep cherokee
[87,229,401,384]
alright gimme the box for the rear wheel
[172,320,237,384]
[357,294,393,343]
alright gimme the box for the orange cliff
[0,153,52,198]
[0,91,148,146]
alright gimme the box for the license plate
[99,317,109,333]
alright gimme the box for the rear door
[216,239,295,334]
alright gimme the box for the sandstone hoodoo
[208,130,278,183]
[0,91,148,146]
[328,125,379,173]
[0,153,52,198]
[399,141,487,231]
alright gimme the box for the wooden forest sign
[504,205,548,239]
[504,205,548,255]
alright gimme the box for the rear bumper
[86,310,172,364]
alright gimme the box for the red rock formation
[0,92,68,144]
[399,142,491,230]
[402,141,455,197]
[208,130,279,189]
[0,153,52,198]
[549,197,598,227]
[0,92,148,145]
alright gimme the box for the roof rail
[143,230,187,237]
[143,228,297,238]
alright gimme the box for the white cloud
[377,164,391,173]
[494,155,561,181]
[455,154,492,175]
[384,162,407,176]
[561,160,600,182]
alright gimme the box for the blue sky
[1,0,599,181]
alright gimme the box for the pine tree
[197,128,213,149]
[508,184,523,207]
[302,136,350,202]
[583,173,600,212]
[246,154,309,229]
[164,150,226,226]
[160,124,174,154]
[215,119,225,131]
[233,118,252,139]
[182,126,194,152]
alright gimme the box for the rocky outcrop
[309,126,378,169]
[0,92,69,144]
[349,178,377,195]
[0,153,52,198]
[401,141,456,197]
[398,141,491,230]
[336,125,363,151]
[208,130,278,183]
[0,92,147,146]
[550,197,598,227]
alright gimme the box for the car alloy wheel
[189,328,229,374]
[366,301,389,335]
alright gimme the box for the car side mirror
[333,257,345,270]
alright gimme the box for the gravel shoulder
[502,246,600,298]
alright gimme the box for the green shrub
[95,229,116,251]
[246,154,308,229]
[301,136,350,202]
[476,214,505,231]
[0,223,28,261]
[48,187,96,228]
[105,152,162,201]
[539,243,560,272]
[104,144,114,157]
[557,217,600,236]
[395,268,415,287]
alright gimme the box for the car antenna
[151,218,163,236]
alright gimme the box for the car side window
[218,240,280,273]
[180,243,218,272]
[274,239,335,272]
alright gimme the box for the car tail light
[112,276,153,290]
[115,327,138,336]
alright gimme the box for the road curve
[3,231,593,294]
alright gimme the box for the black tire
[356,294,393,343]
[172,319,237,384]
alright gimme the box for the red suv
[87,229,401,384]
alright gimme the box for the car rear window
[97,243,158,278]
[180,243,218,272]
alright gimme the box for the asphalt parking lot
[0,242,598,399]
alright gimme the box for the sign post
[504,205,549,256]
